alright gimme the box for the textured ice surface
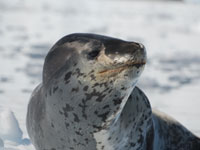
[0,107,23,143]
[0,107,31,149]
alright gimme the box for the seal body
[27,33,200,150]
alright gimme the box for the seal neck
[93,87,153,150]
[45,75,153,149]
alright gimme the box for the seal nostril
[130,42,144,49]
[139,43,144,49]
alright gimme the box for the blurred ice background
[0,0,200,149]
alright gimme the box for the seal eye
[88,50,100,59]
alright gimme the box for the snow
[0,0,200,149]
[0,107,23,143]
[0,107,31,150]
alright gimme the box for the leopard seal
[26,33,200,150]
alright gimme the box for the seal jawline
[98,61,146,75]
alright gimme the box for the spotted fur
[27,33,200,150]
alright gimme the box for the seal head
[43,33,146,86]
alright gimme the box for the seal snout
[104,40,146,65]
[98,41,146,76]
[128,42,146,63]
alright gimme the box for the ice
[0,138,4,149]
[0,107,23,143]
[0,107,31,149]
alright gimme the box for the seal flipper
[26,84,46,150]
[117,87,154,150]
[152,109,200,150]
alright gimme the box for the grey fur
[27,33,200,150]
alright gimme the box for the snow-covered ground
[0,0,200,149]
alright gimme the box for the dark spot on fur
[73,138,77,143]
[96,111,110,122]
[92,83,99,88]
[73,113,80,122]
[71,87,79,93]
[62,103,74,117]
[89,70,94,74]
[103,105,110,109]
[75,131,83,136]
[64,72,72,84]
[78,80,82,85]
[53,86,58,93]
[59,110,63,115]
[130,142,135,147]
[96,94,106,102]
[75,68,85,78]
[78,99,88,119]
[108,89,112,93]
[113,98,122,106]
[94,110,98,115]
[121,87,127,90]
[83,86,89,91]
[65,122,69,128]
[90,74,96,80]
[101,145,105,150]
[85,89,106,102]
[93,125,103,132]
[85,138,89,144]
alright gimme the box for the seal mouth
[98,61,146,76]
